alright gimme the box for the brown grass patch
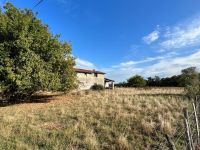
[0,87,189,150]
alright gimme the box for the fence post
[197,96,200,122]
[183,108,194,150]
[165,134,177,150]
[193,102,200,144]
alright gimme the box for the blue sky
[2,0,200,82]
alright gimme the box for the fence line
[158,96,200,150]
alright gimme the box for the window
[94,73,98,77]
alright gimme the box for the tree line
[116,67,200,98]
[116,67,200,88]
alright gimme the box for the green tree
[180,67,200,99]
[0,3,77,100]
[127,75,146,87]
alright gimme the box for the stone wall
[77,73,105,90]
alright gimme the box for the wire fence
[157,96,200,150]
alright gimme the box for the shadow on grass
[0,94,61,107]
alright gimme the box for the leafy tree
[180,67,200,99]
[147,77,155,86]
[127,75,146,87]
[0,3,77,100]
[159,75,182,87]
[115,82,127,87]
[147,76,161,86]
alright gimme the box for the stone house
[75,68,114,90]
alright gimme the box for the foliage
[91,84,104,90]
[147,75,182,87]
[180,67,200,99]
[118,67,200,90]
[147,76,161,86]
[115,81,127,87]
[0,3,77,100]
[127,75,146,87]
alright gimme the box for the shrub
[127,75,146,87]
[91,84,104,91]
[0,3,77,100]
[180,67,200,99]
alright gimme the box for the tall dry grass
[0,88,189,149]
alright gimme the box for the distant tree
[147,77,155,86]
[154,76,161,86]
[147,76,161,86]
[160,75,182,87]
[127,75,146,87]
[0,3,77,100]
[115,82,127,87]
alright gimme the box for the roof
[105,78,115,82]
[75,68,105,74]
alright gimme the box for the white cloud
[119,61,136,66]
[76,58,96,69]
[112,52,177,69]
[142,50,200,77]
[104,50,200,82]
[161,16,200,49]
[103,67,143,83]
[143,30,160,44]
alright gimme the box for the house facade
[75,68,114,90]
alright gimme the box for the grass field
[0,87,190,150]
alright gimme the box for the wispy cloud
[103,50,200,82]
[103,52,178,82]
[143,30,160,44]
[142,49,200,77]
[112,52,177,69]
[160,16,200,49]
[103,67,143,83]
[76,58,96,69]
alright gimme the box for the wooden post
[183,108,194,150]
[165,134,177,150]
[197,96,200,124]
[112,81,114,90]
[193,102,200,144]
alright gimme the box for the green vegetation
[0,3,77,100]
[127,75,147,87]
[180,67,200,99]
[117,67,200,96]
[0,88,189,149]
[91,84,104,91]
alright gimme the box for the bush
[127,75,146,87]
[0,3,77,100]
[91,84,104,91]
[180,67,200,99]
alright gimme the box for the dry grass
[0,87,190,149]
